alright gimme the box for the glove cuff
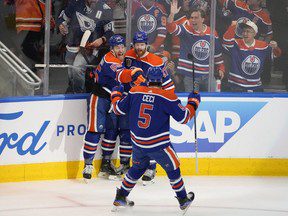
[188,98,199,107]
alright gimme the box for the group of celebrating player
[81,30,200,213]
[56,0,283,213]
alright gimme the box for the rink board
[1,93,288,182]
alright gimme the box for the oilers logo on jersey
[192,40,210,61]
[137,14,157,34]
[241,55,261,76]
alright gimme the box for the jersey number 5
[138,103,154,129]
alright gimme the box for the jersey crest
[137,14,157,34]
[192,40,210,61]
[241,55,261,75]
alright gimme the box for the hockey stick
[187,53,199,174]
[80,30,92,64]
[35,64,97,69]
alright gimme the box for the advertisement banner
[1,94,288,167]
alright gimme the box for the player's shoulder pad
[125,49,137,59]
[104,51,122,64]
[144,53,164,66]
[130,86,178,101]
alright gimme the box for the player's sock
[167,168,187,199]
[83,131,100,163]
[83,131,100,179]
[101,138,116,156]
[120,166,146,196]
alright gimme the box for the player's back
[127,85,179,152]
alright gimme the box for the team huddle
[55,0,281,213]
[81,31,200,212]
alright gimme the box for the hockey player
[82,35,142,180]
[117,31,175,92]
[222,20,281,92]
[58,0,114,93]
[132,0,167,54]
[167,0,225,92]
[116,31,175,185]
[111,66,200,213]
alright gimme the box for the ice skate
[115,163,130,175]
[111,188,134,212]
[176,191,195,215]
[82,164,94,182]
[141,168,156,186]
[98,159,121,181]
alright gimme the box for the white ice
[0,176,288,216]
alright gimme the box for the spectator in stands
[57,0,114,93]
[219,0,273,42]
[3,0,55,80]
[167,0,225,92]
[132,0,167,54]
[222,20,281,92]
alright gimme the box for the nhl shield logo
[192,40,210,61]
[241,55,261,75]
[137,14,157,34]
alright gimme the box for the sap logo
[57,124,86,136]
[170,101,267,152]
[0,111,49,155]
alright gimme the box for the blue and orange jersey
[167,21,225,77]
[223,25,281,89]
[171,11,190,60]
[94,51,132,93]
[222,0,272,38]
[112,85,195,152]
[117,49,175,91]
[132,2,167,53]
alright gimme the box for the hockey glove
[131,68,146,86]
[111,85,124,101]
[187,92,201,110]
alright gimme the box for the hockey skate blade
[142,179,155,186]
[98,172,108,179]
[181,202,192,216]
[82,178,96,184]
[111,202,134,212]
[108,175,122,181]
[111,205,123,212]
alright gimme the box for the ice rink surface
[1,176,288,216]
